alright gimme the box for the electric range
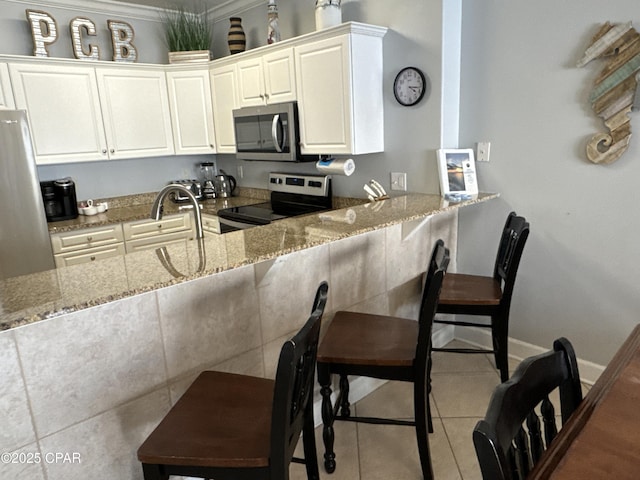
[217,172,332,233]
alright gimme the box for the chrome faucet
[151,184,204,239]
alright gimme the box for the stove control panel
[268,173,331,197]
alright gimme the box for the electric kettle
[215,170,237,198]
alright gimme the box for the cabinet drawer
[123,213,192,241]
[202,214,220,234]
[124,231,192,253]
[53,243,125,267]
[50,224,124,253]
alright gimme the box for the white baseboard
[453,326,605,386]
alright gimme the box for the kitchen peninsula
[0,192,495,479]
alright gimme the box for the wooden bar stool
[316,240,450,480]
[137,282,329,480]
[473,337,582,480]
[434,211,530,381]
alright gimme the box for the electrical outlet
[477,141,491,162]
[391,172,407,191]
[237,165,244,178]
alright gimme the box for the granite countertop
[0,192,498,331]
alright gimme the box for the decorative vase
[267,0,281,45]
[228,17,246,55]
[315,0,342,30]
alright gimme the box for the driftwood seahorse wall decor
[577,22,640,164]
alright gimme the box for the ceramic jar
[315,0,342,30]
[228,17,246,54]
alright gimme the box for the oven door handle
[271,114,286,153]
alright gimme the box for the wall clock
[393,66,426,106]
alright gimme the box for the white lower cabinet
[50,224,125,267]
[202,213,220,235]
[0,63,15,109]
[122,213,194,253]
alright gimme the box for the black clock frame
[393,66,427,106]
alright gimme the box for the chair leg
[427,355,433,434]
[339,374,351,417]
[318,364,337,473]
[414,379,435,480]
[141,464,169,480]
[492,313,510,382]
[302,401,320,480]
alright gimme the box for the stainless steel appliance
[217,173,332,233]
[200,162,217,199]
[40,177,79,221]
[0,110,55,279]
[167,179,203,203]
[215,169,237,198]
[233,102,313,162]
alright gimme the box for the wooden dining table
[528,324,640,479]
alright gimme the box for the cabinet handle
[209,144,214,149]
[110,148,115,154]
[157,224,162,229]
[90,256,96,261]
[87,236,93,242]
[102,149,107,154]
[264,93,269,100]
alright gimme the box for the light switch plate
[477,141,491,162]
[391,172,407,191]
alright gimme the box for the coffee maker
[40,178,79,222]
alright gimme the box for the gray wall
[458,0,640,365]
[0,0,447,200]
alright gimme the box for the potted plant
[161,4,212,63]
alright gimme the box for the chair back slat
[541,397,558,447]
[270,282,328,478]
[473,338,583,480]
[493,212,530,299]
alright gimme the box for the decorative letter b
[108,20,138,63]
[26,9,58,57]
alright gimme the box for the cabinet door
[0,63,15,109]
[210,63,238,153]
[263,48,296,104]
[295,35,353,154]
[237,56,266,107]
[295,31,384,155]
[9,62,108,164]
[96,67,175,160]
[166,68,216,154]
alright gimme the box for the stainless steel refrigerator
[0,109,55,279]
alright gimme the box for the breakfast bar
[0,192,496,479]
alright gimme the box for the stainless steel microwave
[233,102,311,162]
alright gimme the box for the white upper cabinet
[0,63,15,109]
[96,67,175,160]
[210,62,239,154]
[166,66,216,154]
[9,62,108,164]
[237,47,296,107]
[295,24,386,155]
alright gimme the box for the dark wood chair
[473,337,583,480]
[316,240,450,480]
[434,211,530,381]
[137,281,329,480]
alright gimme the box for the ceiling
[108,0,233,11]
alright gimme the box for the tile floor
[291,340,591,480]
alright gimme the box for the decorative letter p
[26,9,58,57]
